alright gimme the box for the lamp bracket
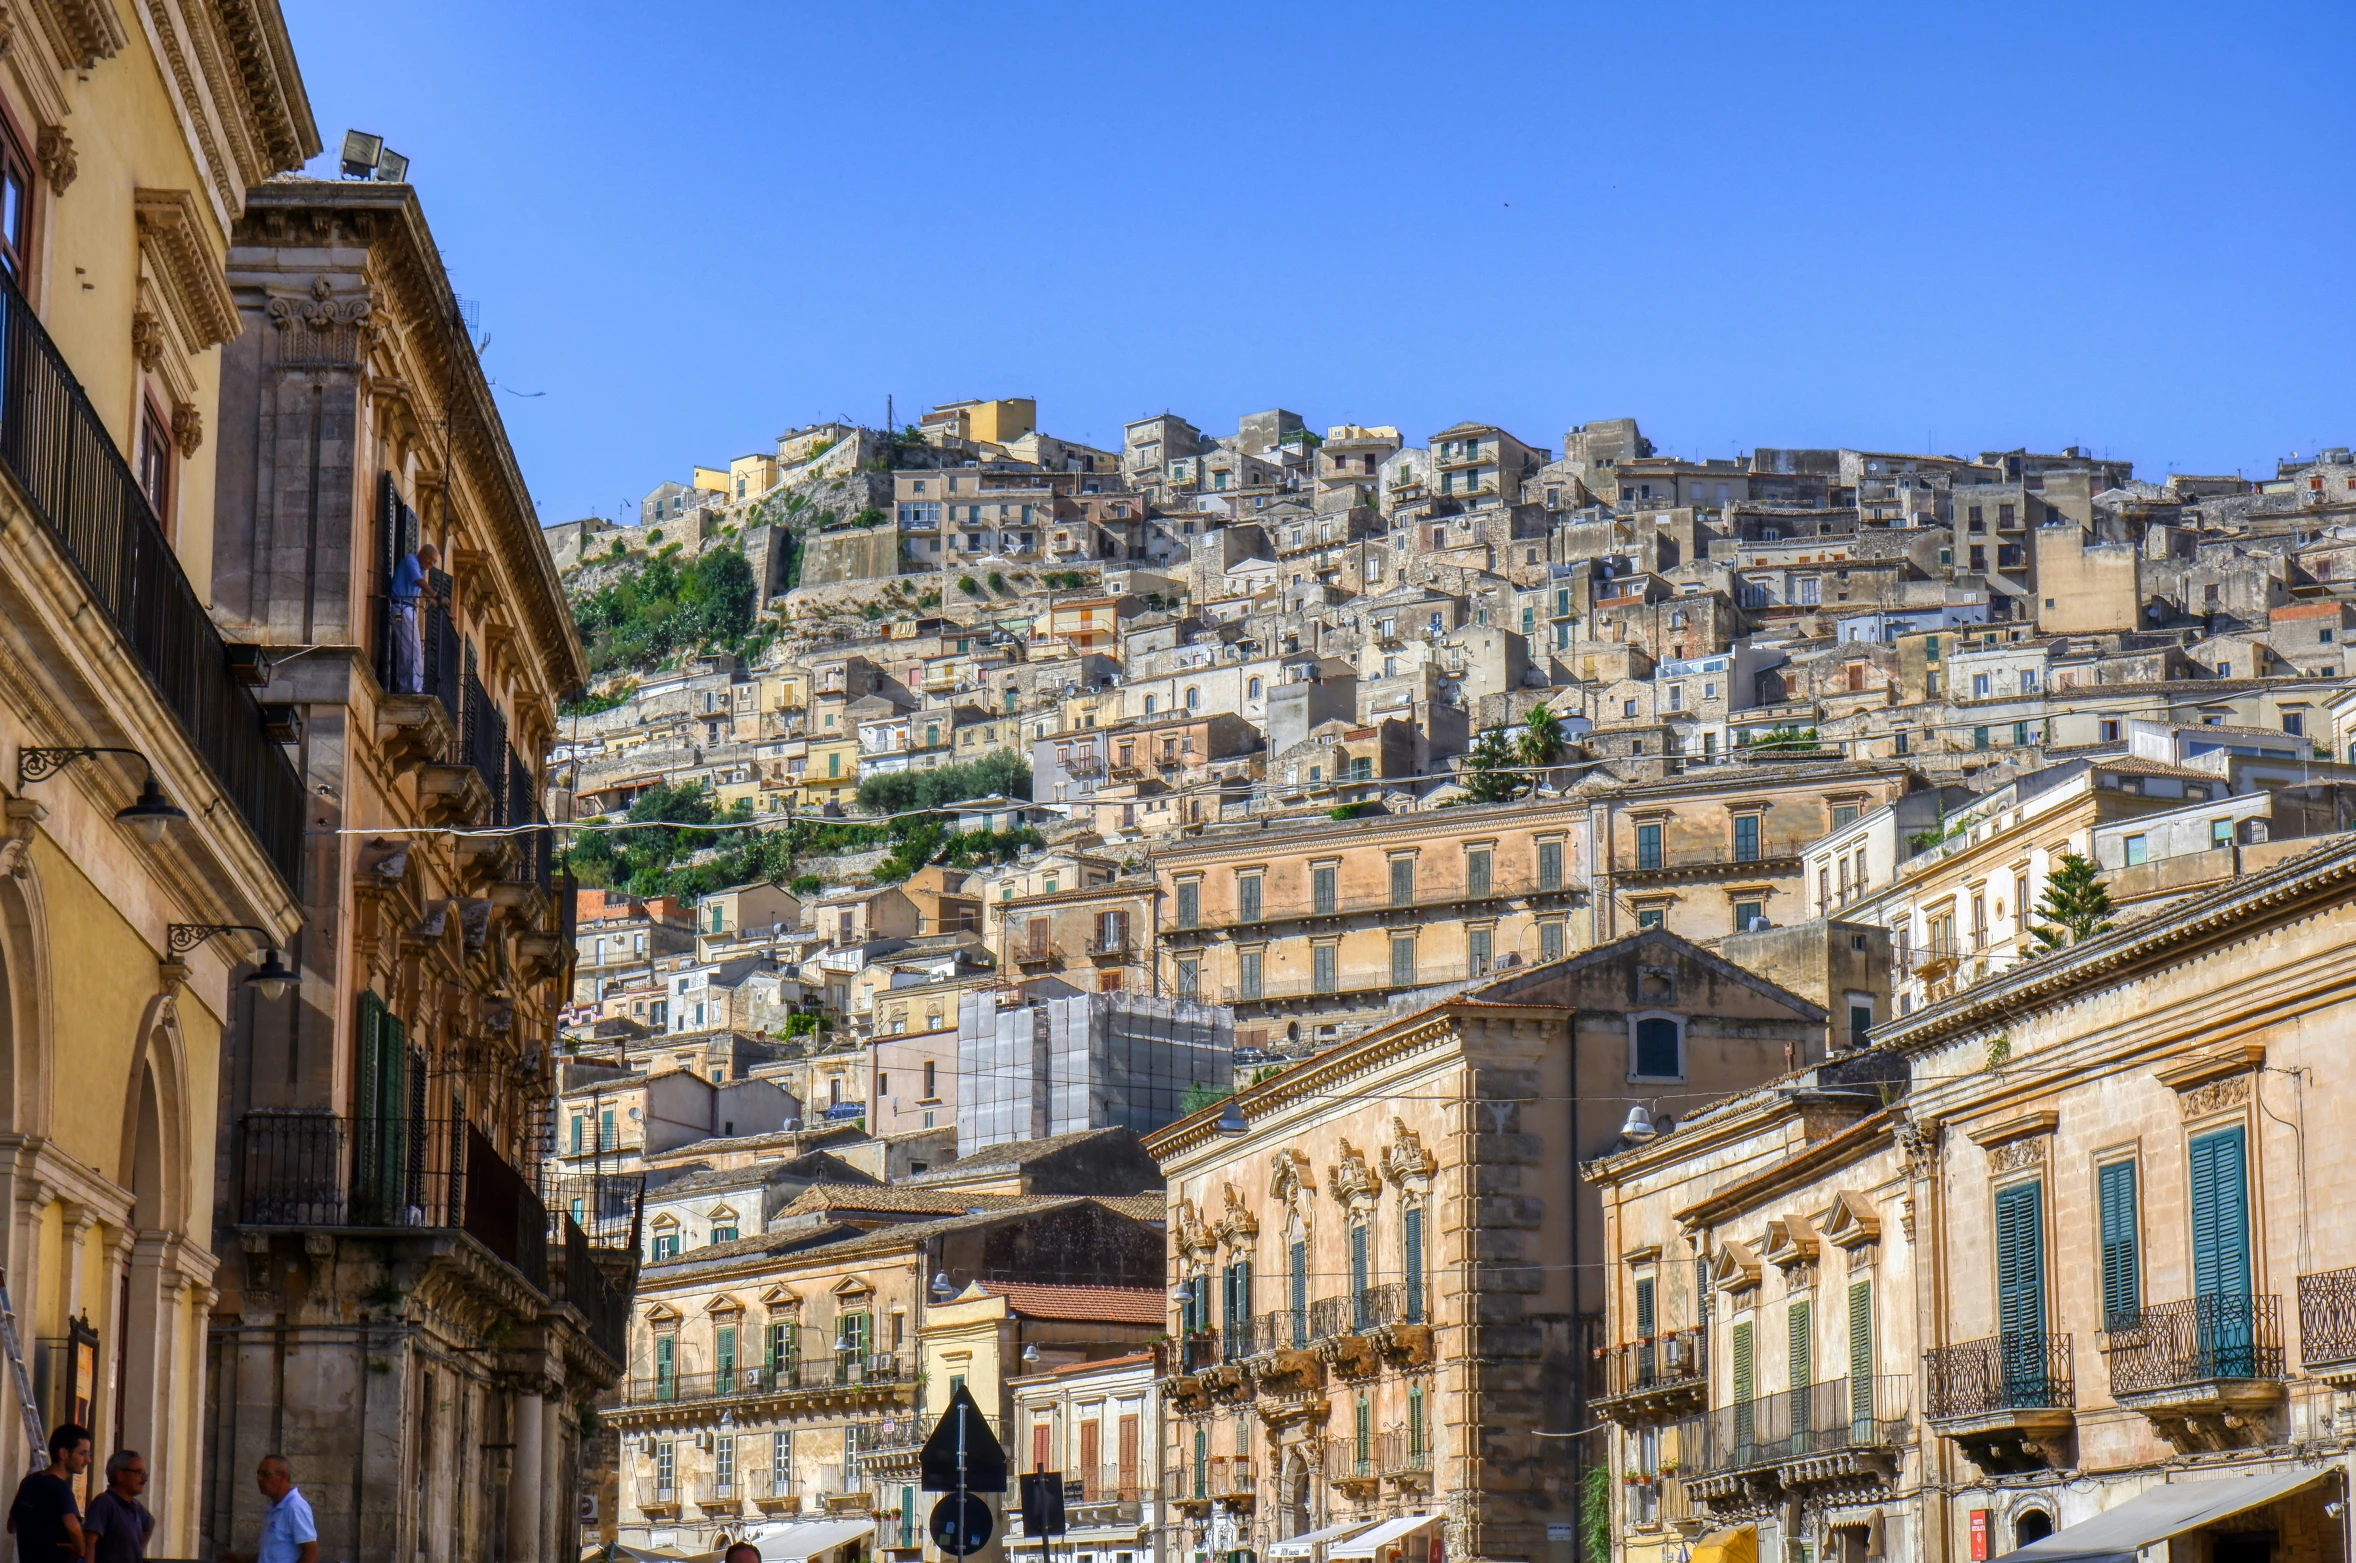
[167,922,270,956]
[17,747,148,787]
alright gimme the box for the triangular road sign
[920,1382,1009,1493]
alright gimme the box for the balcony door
[1995,1180,2046,1403]
[2189,1126,2253,1373]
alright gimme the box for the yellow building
[693,464,731,494]
[926,398,1037,447]
[729,452,779,502]
[0,0,317,1550]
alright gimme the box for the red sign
[1970,1510,1991,1562]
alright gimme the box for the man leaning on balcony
[389,540,443,693]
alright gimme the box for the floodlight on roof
[373,146,410,183]
[339,130,383,179]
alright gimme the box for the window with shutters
[1634,1275,1657,1382]
[1175,880,1200,929]
[1032,1420,1051,1472]
[1995,1180,2047,1403]
[716,1325,738,1384]
[1390,936,1416,988]
[1465,847,1492,897]
[1192,1425,1208,1497]
[1290,1237,1310,1345]
[1354,1395,1372,1469]
[1237,874,1262,923]
[1239,948,1264,1002]
[2189,1126,2251,1300]
[1312,863,1338,915]
[1789,1298,1814,1446]
[1177,959,1199,1002]
[1537,837,1564,890]
[1540,921,1565,962]
[1847,1280,1874,1429]
[1027,917,1051,958]
[768,1319,795,1378]
[655,1334,676,1399]
[1467,925,1493,977]
[1633,1015,1683,1079]
[1350,1223,1372,1326]
[1733,814,1762,863]
[1117,1413,1139,1498]
[2098,1158,2142,1328]
[1730,1319,1755,1458]
[1403,1206,1426,1322]
[1312,943,1337,994]
[1636,823,1664,870]
[1389,855,1416,906]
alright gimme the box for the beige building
[206,178,620,1563]
[1142,937,1836,1563]
[0,1,314,1550]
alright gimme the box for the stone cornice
[1150,794,1594,869]
[1874,836,2356,1055]
[25,0,126,71]
[136,187,240,349]
[1146,1007,1463,1165]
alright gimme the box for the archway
[1280,1446,1312,1540]
[2016,1510,2055,1548]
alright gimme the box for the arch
[118,992,192,1233]
[0,865,54,1138]
[1278,1446,1312,1539]
[2014,1510,2054,1547]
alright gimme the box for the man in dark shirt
[81,1451,150,1563]
[8,1423,88,1563]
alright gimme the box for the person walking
[80,1452,150,1563]
[217,1456,314,1563]
[8,1423,89,1563]
[388,540,442,694]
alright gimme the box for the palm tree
[1518,705,1564,790]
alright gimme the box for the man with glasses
[81,1452,150,1563]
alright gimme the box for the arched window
[1186,687,1201,710]
[1248,677,1263,700]
[1144,695,1158,715]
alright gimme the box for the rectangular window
[1996,1180,2046,1344]
[1733,899,1763,932]
[1537,838,1564,890]
[1539,921,1564,962]
[1312,944,1337,994]
[655,1335,676,1397]
[1467,926,1493,977]
[1733,815,1760,863]
[1312,864,1337,915]
[716,1433,736,1493]
[569,1116,583,1155]
[1237,875,1262,923]
[2189,1126,2250,1300]
[716,1324,737,1383]
[655,1441,676,1497]
[1848,1280,1874,1426]
[1175,880,1200,929]
[1390,937,1416,988]
[1731,1320,1755,1454]
[1403,1206,1426,1322]
[1239,948,1263,1002]
[2099,1158,2141,1328]
[1636,908,1664,930]
[2211,818,2234,848]
[2124,835,2148,867]
[1636,823,1663,870]
[1177,959,1199,1002]
[1465,848,1491,897]
[1389,856,1415,906]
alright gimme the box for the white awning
[1992,1469,2335,1563]
[1269,1521,1380,1558]
[749,1518,877,1563]
[1327,1513,1441,1560]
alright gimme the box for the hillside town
[552,398,2356,1563]
[0,4,2347,1563]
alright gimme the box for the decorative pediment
[1816,1192,1882,1255]
[1329,1140,1379,1208]
[649,1212,680,1230]
[1214,1181,1259,1246]
[2156,1045,2265,1120]
[707,1204,740,1222]
[831,1275,874,1300]
[706,1294,743,1316]
[1173,1197,1217,1260]
[645,1301,682,1325]
[1380,1118,1437,1187]
[759,1286,801,1311]
[1760,1217,1820,1287]
[1269,1149,1315,1208]
[1708,1242,1761,1297]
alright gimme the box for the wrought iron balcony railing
[237,1111,547,1292]
[1924,1331,2075,1418]
[1309,1283,1418,1340]
[1691,1375,1910,1472]
[2298,1266,2356,1369]
[0,264,304,887]
[1599,1326,1708,1400]
[623,1353,914,1407]
[2103,1294,2285,1394]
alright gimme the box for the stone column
[510,1389,545,1563]
[540,1394,561,1562]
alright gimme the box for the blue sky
[280,0,2356,523]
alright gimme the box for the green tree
[1518,705,1564,780]
[1181,1080,1234,1115]
[2029,851,2115,951]
[1463,727,1524,803]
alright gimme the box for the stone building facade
[201,179,621,1563]
[1142,937,1835,1563]
[0,2,315,1549]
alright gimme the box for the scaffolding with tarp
[956,986,1233,1155]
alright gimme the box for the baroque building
[0,0,315,1551]
[201,178,621,1563]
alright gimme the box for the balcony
[1087,932,1134,959]
[1308,1284,1430,1373]
[0,266,305,888]
[1684,1377,1909,1504]
[1166,871,1581,946]
[1163,1456,1252,1510]
[1376,1426,1433,1482]
[237,1111,548,1293]
[693,1478,742,1514]
[2102,1295,2286,1447]
[622,1353,916,1410]
[1616,847,1801,883]
[1596,1327,1709,1422]
[2299,1266,2356,1378]
[1923,1331,2075,1471]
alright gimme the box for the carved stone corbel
[0,798,44,877]
[33,125,72,196]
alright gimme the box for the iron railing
[1691,1375,1910,1472]
[555,1216,629,1364]
[1158,1329,1223,1374]
[1163,1457,1251,1503]
[1325,1434,1376,1483]
[0,265,304,889]
[1599,1327,1708,1399]
[1171,871,1583,935]
[1078,1465,1144,1503]
[2104,1294,2285,1393]
[1924,1331,2075,1418]
[1376,1426,1432,1476]
[371,581,459,717]
[1309,1283,1416,1340]
[2301,1267,2356,1368]
[624,1354,914,1406]
[236,1111,548,1292]
[547,1170,646,1252]
[458,670,506,805]
[508,749,551,892]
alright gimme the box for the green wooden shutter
[1403,1208,1425,1321]
[2189,1127,2250,1299]
[1848,1281,1873,1427]
[1788,1300,1811,1391]
[1237,1259,1252,1326]
[1731,1320,1753,1401]
[1351,1224,1369,1293]
[1290,1239,1308,1342]
[2098,1159,2141,1326]
[1635,1277,1656,1338]
[1995,1182,2045,1339]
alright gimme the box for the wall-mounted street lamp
[17,747,187,844]
[167,924,295,999]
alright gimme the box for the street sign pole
[957,1398,968,1563]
